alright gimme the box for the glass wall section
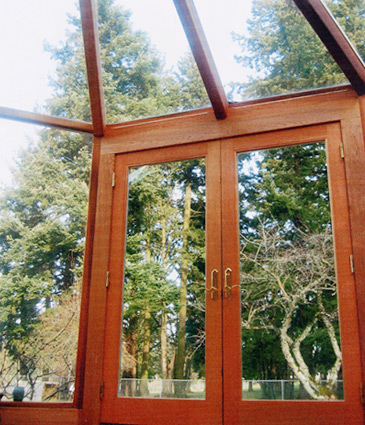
[194,0,350,102]
[119,159,206,399]
[322,0,365,62]
[238,143,343,400]
[96,0,210,123]
[0,119,92,402]
[0,0,90,121]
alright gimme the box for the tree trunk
[175,181,192,397]
[140,306,151,396]
[140,236,152,396]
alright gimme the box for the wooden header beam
[0,106,93,133]
[293,0,365,96]
[173,0,229,120]
[79,0,106,136]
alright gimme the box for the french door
[101,124,364,425]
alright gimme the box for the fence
[242,379,344,400]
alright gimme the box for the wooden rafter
[293,0,365,96]
[0,106,93,133]
[173,0,229,120]
[79,0,106,136]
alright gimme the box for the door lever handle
[207,269,219,300]
[224,267,240,298]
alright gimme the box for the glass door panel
[238,143,343,401]
[119,159,207,399]
[101,142,222,425]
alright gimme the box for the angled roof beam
[79,0,106,136]
[293,0,365,96]
[173,0,229,119]
[0,106,93,133]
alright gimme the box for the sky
[0,0,253,187]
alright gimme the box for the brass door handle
[224,267,240,298]
[207,269,219,300]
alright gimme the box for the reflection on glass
[97,0,210,124]
[0,122,92,401]
[119,159,206,399]
[238,143,343,400]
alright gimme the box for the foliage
[232,0,363,99]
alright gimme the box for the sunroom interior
[0,0,364,424]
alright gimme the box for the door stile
[221,139,242,425]
[101,142,223,425]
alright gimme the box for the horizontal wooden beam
[293,0,365,96]
[173,0,229,119]
[79,0,106,136]
[0,106,93,133]
[103,87,359,152]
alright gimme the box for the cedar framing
[0,106,93,133]
[173,0,228,120]
[79,0,106,136]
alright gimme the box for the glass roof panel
[193,0,352,102]
[97,0,210,124]
[0,0,91,121]
[322,0,364,62]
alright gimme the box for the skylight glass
[96,0,210,124]
[322,0,365,62]
[193,0,351,102]
[0,0,91,121]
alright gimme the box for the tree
[232,0,363,99]
[241,224,341,400]
[237,143,342,399]
[120,159,206,398]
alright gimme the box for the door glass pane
[119,159,206,399]
[238,143,343,400]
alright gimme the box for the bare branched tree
[241,223,341,400]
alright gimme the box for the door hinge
[350,254,354,273]
[106,271,110,288]
[340,143,345,159]
[112,172,116,187]
[100,381,104,400]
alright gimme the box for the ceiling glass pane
[97,0,210,124]
[0,0,91,121]
[322,0,365,62]
[194,0,352,102]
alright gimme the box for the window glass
[194,0,351,102]
[0,0,91,122]
[0,119,91,402]
[96,0,210,124]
